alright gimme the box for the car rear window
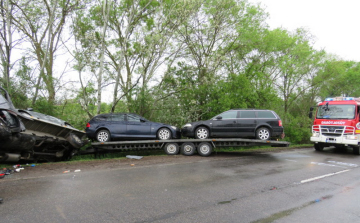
[240,111,256,118]
[257,111,276,118]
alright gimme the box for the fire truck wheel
[314,143,324,151]
[352,146,360,155]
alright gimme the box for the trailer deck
[90,138,290,157]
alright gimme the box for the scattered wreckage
[0,86,86,162]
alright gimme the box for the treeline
[1,0,360,144]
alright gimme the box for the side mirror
[310,107,314,112]
[140,118,146,122]
[216,116,222,120]
[309,112,313,119]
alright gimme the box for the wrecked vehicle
[0,86,86,162]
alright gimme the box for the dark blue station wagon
[86,113,181,142]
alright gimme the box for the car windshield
[316,104,355,119]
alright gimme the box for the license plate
[326,138,336,142]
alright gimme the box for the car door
[109,114,127,138]
[237,111,257,137]
[126,114,152,138]
[211,110,239,137]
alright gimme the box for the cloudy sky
[249,0,360,61]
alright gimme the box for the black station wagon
[181,109,284,140]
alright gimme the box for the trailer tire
[197,142,213,157]
[96,129,111,142]
[164,143,179,155]
[181,142,196,156]
[314,143,324,151]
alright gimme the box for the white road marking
[285,159,297,162]
[300,169,350,184]
[327,161,358,167]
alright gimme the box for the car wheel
[197,142,213,157]
[96,129,110,142]
[195,127,209,139]
[180,142,196,156]
[157,128,172,140]
[66,133,83,148]
[164,143,179,155]
[256,127,271,140]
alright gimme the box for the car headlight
[346,135,357,140]
[182,123,192,128]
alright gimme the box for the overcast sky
[249,0,360,61]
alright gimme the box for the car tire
[157,128,172,140]
[256,127,271,140]
[164,143,179,155]
[66,133,83,148]
[197,142,213,157]
[180,142,196,156]
[195,127,209,139]
[96,129,111,142]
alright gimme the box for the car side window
[127,114,141,122]
[220,111,238,119]
[112,114,125,121]
[240,111,256,118]
[94,115,108,121]
[257,111,276,118]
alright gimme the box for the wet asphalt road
[1,147,360,223]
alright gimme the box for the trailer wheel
[256,127,271,140]
[197,142,213,157]
[181,142,196,156]
[164,143,179,155]
[314,143,324,151]
[96,129,111,142]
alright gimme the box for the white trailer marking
[300,169,350,184]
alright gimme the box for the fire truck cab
[310,97,360,154]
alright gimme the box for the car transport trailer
[90,138,290,157]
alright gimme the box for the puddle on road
[250,195,333,223]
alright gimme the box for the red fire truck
[310,96,360,154]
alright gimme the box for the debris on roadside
[126,155,143,160]
[0,164,34,179]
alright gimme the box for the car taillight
[86,123,90,128]
[278,120,282,127]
